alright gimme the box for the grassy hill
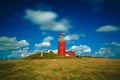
[0,58,120,80]
[22,52,66,60]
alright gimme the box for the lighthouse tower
[58,32,66,57]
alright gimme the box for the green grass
[22,52,66,60]
[0,58,120,80]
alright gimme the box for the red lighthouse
[58,32,66,57]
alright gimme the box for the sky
[0,0,120,60]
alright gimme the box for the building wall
[68,51,76,58]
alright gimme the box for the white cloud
[69,45,91,56]
[95,42,120,58]
[0,36,29,51]
[105,42,120,47]
[64,34,85,41]
[52,21,69,31]
[41,32,47,35]
[96,25,120,32]
[111,42,120,47]
[35,42,51,48]
[95,48,111,55]
[18,40,29,46]
[25,9,57,24]
[95,48,115,58]
[8,47,30,58]
[64,34,80,41]
[39,19,70,32]
[43,36,54,42]
[24,9,70,31]
[35,36,54,48]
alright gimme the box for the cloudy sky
[0,0,120,60]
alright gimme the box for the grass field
[0,58,120,80]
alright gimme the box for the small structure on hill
[40,52,43,57]
[66,51,76,58]
[67,51,76,58]
[49,50,54,54]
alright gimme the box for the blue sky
[0,0,120,60]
